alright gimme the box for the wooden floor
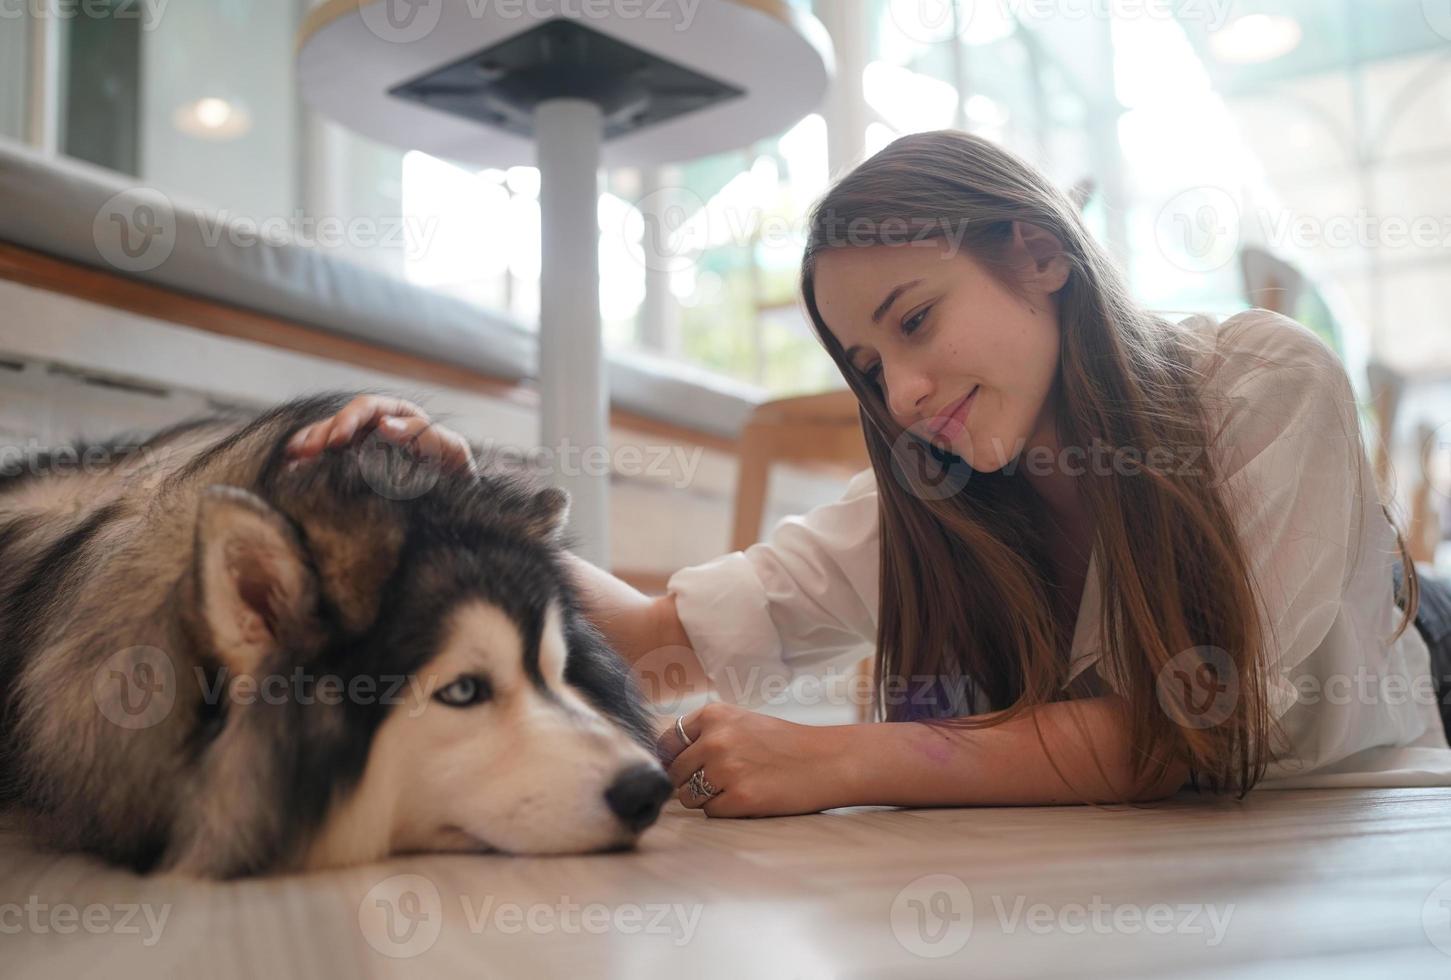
[4,788,1451,978]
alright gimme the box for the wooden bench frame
[0,240,728,592]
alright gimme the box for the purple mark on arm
[920,739,952,764]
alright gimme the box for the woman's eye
[902,306,931,335]
[434,674,493,708]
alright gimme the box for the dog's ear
[194,486,320,675]
[524,486,570,543]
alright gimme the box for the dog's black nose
[605,764,673,833]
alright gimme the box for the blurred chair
[1410,421,1444,566]
[730,388,869,550]
[1240,246,1441,560]
[1240,246,1306,318]
[1367,361,1407,500]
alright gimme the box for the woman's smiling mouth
[925,385,979,444]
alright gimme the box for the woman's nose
[884,362,933,421]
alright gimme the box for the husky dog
[0,393,671,877]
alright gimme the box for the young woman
[289,130,1451,817]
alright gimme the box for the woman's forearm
[821,696,1190,807]
[562,554,712,695]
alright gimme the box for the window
[15,0,1451,395]
[0,9,30,141]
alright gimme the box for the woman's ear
[1010,220,1071,296]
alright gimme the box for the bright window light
[864,61,959,134]
[778,113,828,199]
[1208,14,1303,65]
[402,150,513,291]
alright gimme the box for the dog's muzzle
[604,764,673,833]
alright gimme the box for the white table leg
[536,97,608,567]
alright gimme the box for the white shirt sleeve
[666,468,880,706]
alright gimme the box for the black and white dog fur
[0,393,671,877]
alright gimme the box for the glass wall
[8,0,1451,394]
[0,8,28,141]
[64,0,141,175]
[138,0,296,218]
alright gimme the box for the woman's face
[813,228,1069,472]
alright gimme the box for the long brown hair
[799,130,1419,800]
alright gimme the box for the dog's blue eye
[435,675,493,708]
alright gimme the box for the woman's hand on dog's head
[286,394,476,474]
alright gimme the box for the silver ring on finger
[687,767,719,802]
[675,714,692,747]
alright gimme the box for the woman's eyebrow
[873,279,924,323]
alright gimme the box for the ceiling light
[1208,14,1303,65]
[173,97,252,140]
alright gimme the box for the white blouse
[668,309,1451,789]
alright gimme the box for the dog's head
[169,440,669,876]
